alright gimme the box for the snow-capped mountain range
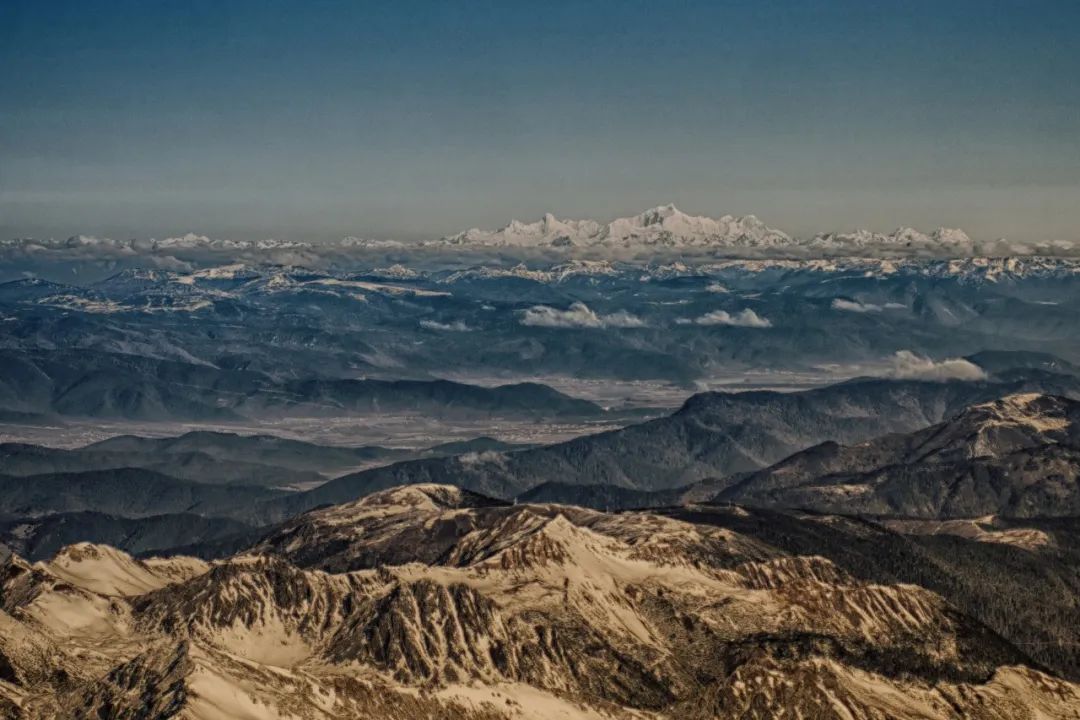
[441,204,793,250]
[4,204,1078,265]
[435,204,1072,257]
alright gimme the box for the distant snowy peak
[434,206,1025,256]
[603,204,790,248]
[443,213,603,248]
[439,204,789,250]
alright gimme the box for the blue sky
[1,0,1077,242]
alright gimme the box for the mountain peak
[43,542,208,597]
[639,202,682,220]
[360,483,477,511]
[964,393,1076,433]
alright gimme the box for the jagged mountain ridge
[9,205,1079,262]
[2,484,1078,719]
[441,204,793,250]
[438,204,998,257]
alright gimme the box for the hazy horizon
[3,5,1080,714]
[2,0,1078,243]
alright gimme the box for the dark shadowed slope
[0,512,255,561]
[719,393,1080,517]
[0,468,286,519]
[0,349,603,422]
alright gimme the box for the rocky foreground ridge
[0,484,1077,719]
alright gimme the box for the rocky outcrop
[1,486,1077,719]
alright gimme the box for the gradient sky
[1,0,1077,243]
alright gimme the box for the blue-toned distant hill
[259,369,1080,521]
[0,348,602,422]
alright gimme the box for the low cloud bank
[419,319,473,332]
[887,351,987,381]
[677,308,772,328]
[832,298,906,313]
[520,302,645,329]
[832,298,882,313]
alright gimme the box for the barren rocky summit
[1,484,1077,719]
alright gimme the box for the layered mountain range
[0,348,602,423]
[1,238,1079,717]
[4,370,1080,545]
[2,484,1079,719]
[0,360,1078,718]
[278,376,1080,521]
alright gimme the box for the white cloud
[419,319,473,332]
[146,255,194,272]
[677,308,772,328]
[457,450,507,467]
[598,311,646,327]
[705,282,729,293]
[832,298,882,313]
[886,350,987,381]
[520,301,645,329]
